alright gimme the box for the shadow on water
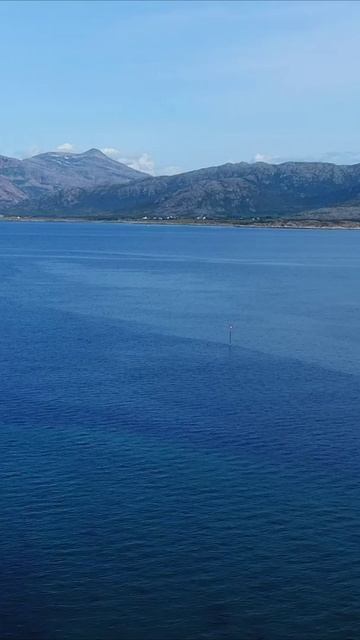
[0,549,50,640]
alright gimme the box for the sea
[0,221,360,640]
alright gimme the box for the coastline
[1,215,360,229]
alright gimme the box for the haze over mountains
[2,148,360,222]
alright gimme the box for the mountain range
[2,148,360,223]
[0,148,147,207]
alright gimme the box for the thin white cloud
[56,142,76,153]
[101,147,124,161]
[253,153,275,163]
[102,147,156,175]
[128,153,156,175]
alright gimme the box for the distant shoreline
[1,215,360,230]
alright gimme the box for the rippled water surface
[1,222,360,639]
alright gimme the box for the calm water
[1,222,360,640]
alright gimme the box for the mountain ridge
[0,148,149,206]
[2,151,360,221]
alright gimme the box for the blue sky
[1,0,360,174]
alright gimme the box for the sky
[1,0,360,174]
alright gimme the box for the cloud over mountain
[101,148,156,175]
[56,143,76,153]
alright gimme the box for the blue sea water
[0,222,360,640]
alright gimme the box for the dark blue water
[1,222,360,640]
